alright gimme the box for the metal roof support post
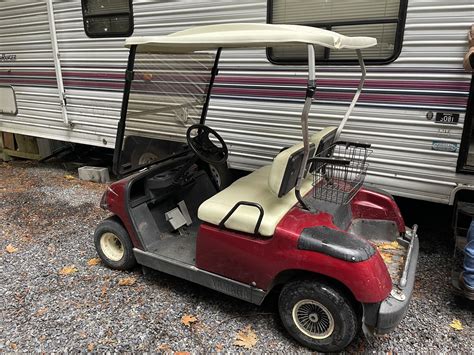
[335,49,366,140]
[46,0,70,127]
[295,44,316,211]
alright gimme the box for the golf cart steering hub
[186,124,228,164]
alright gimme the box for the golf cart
[94,23,419,352]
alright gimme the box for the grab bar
[219,201,264,235]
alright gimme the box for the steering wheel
[186,124,228,164]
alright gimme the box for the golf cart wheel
[94,216,136,270]
[208,162,232,189]
[278,279,359,352]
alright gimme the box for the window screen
[268,0,407,64]
[81,0,133,38]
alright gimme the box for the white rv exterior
[0,0,473,204]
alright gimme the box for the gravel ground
[1,160,473,352]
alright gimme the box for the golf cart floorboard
[149,228,198,266]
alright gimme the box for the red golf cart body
[95,23,419,350]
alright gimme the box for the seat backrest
[309,126,337,173]
[268,142,315,197]
[310,126,337,155]
[268,127,336,198]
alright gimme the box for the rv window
[0,86,18,115]
[81,0,133,38]
[267,0,407,64]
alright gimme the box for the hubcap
[100,232,124,261]
[138,152,159,166]
[292,299,335,339]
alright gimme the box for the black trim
[456,74,474,173]
[298,226,376,262]
[200,48,222,125]
[113,45,137,176]
[308,156,350,166]
[81,0,134,38]
[219,201,264,235]
[266,0,408,65]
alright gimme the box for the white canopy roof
[125,23,377,53]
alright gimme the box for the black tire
[208,162,233,189]
[278,279,359,352]
[94,216,136,270]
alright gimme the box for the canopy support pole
[335,49,366,140]
[295,44,316,211]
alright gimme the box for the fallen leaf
[101,283,108,297]
[449,319,463,331]
[87,257,101,266]
[233,325,258,349]
[35,308,48,317]
[9,343,17,350]
[5,244,18,253]
[87,343,94,352]
[380,252,393,263]
[59,265,78,275]
[158,344,171,351]
[64,174,75,180]
[377,241,402,250]
[118,277,136,286]
[174,352,190,355]
[181,314,197,327]
[215,344,224,351]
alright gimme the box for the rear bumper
[363,227,419,334]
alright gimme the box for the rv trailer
[0,0,473,205]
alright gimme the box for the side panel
[0,0,473,203]
[195,214,392,304]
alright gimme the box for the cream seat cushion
[198,127,336,237]
[198,165,313,237]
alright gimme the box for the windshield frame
[113,45,222,176]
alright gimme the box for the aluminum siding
[0,0,473,203]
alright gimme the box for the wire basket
[312,142,371,205]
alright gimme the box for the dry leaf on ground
[118,277,136,286]
[34,308,48,317]
[450,319,463,331]
[377,241,402,250]
[380,252,393,263]
[233,325,258,349]
[181,314,197,327]
[87,343,94,351]
[175,352,190,355]
[5,244,18,253]
[9,343,17,350]
[157,344,171,351]
[64,174,75,180]
[59,265,78,275]
[101,283,108,297]
[215,344,224,351]
[87,257,101,266]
